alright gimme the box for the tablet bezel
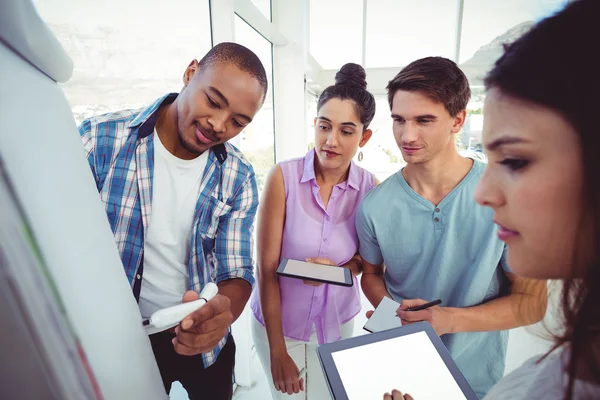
[276,258,353,287]
[317,321,478,400]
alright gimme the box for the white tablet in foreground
[276,258,353,287]
[363,296,403,333]
[317,322,477,400]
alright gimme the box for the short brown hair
[386,57,471,117]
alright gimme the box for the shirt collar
[300,148,316,183]
[130,93,177,136]
[130,93,228,164]
[346,160,360,190]
[300,148,361,190]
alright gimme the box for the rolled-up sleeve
[214,170,259,286]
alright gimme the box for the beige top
[484,348,600,399]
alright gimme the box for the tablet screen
[282,259,347,283]
[330,331,467,400]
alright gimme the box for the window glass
[459,0,569,85]
[234,14,275,194]
[309,0,363,69]
[35,0,212,124]
[251,0,272,21]
[366,0,456,68]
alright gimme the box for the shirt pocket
[200,196,233,240]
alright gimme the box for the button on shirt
[251,149,375,344]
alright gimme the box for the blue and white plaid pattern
[79,93,258,367]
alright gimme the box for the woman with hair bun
[250,63,378,399]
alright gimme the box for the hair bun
[334,63,367,89]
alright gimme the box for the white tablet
[317,322,477,400]
[363,296,403,333]
[276,258,353,287]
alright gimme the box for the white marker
[299,367,307,380]
[142,282,219,335]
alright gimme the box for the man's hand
[396,298,454,336]
[302,257,336,287]
[383,389,414,400]
[172,291,233,356]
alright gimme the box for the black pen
[396,298,442,316]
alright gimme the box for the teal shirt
[357,160,509,398]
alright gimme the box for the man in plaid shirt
[79,42,267,399]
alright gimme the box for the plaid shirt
[79,93,258,367]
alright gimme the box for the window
[306,93,318,151]
[309,0,363,69]
[234,14,276,195]
[358,96,403,182]
[35,0,212,125]
[458,0,568,151]
[251,0,272,21]
[460,88,486,153]
[366,0,457,68]
[459,0,569,85]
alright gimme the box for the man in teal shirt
[357,57,547,398]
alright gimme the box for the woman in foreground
[386,0,600,398]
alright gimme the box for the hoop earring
[358,151,363,162]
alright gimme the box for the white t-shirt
[484,348,600,399]
[138,131,209,319]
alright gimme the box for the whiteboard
[0,0,167,398]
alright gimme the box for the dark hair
[317,63,376,130]
[386,57,470,117]
[198,42,268,99]
[485,1,600,398]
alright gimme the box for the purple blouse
[250,149,375,344]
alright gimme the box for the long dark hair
[485,0,600,398]
[317,63,376,129]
